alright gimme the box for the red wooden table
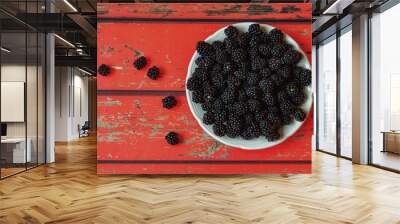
[97,3,312,174]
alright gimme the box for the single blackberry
[237,33,249,48]
[265,129,280,141]
[226,125,241,138]
[224,38,238,53]
[248,47,259,59]
[294,67,312,87]
[254,111,268,123]
[98,64,110,76]
[187,76,202,91]
[211,64,223,76]
[213,99,225,112]
[286,82,299,96]
[259,78,275,92]
[259,68,272,78]
[202,101,214,112]
[234,69,247,81]
[251,57,266,71]
[258,44,272,57]
[211,73,225,88]
[237,89,248,102]
[231,49,247,63]
[269,28,284,43]
[192,90,204,103]
[221,88,236,104]
[232,102,247,116]
[263,93,276,106]
[248,99,261,112]
[278,66,292,80]
[224,25,239,39]
[282,49,301,65]
[293,109,306,121]
[195,56,214,69]
[215,110,228,122]
[267,113,282,128]
[227,75,242,88]
[271,74,286,87]
[212,41,225,51]
[196,41,214,57]
[249,35,262,47]
[133,56,147,70]
[147,66,160,80]
[165,132,179,145]
[277,91,289,102]
[192,67,208,82]
[279,101,294,114]
[268,106,281,116]
[215,50,230,64]
[241,129,254,140]
[213,122,227,136]
[248,23,262,36]
[244,113,255,125]
[247,72,260,86]
[203,112,215,125]
[291,92,305,106]
[281,114,292,125]
[245,86,259,99]
[248,123,262,138]
[203,85,217,102]
[267,58,282,71]
[222,61,235,74]
[162,96,177,109]
[271,44,287,58]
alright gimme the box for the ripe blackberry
[215,50,230,64]
[271,44,287,58]
[98,64,110,76]
[192,67,208,82]
[282,49,301,65]
[237,89,248,102]
[277,91,289,102]
[234,69,247,81]
[279,101,294,115]
[241,129,255,140]
[258,44,272,57]
[281,114,292,125]
[237,33,249,48]
[268,106,281,116]
[196,41,214,57]
[226,125,241,138]
[232,102,247,116]
[254,111,268,123]
[212,41,224,51]
[269,28,284,43]
[260,68,272,78]
[259,78,275,93]
[187,76,202,91]
[203,112,215,125]
[294,67,312,87]
[248,99,261,112]
[195,56,214,69]
[162,96,177,109]
[248,23,262,36]
[248,47,259,59]
[222,61,235,74]
[165,132,179,145]
[203,84,217,102]
[286,82,299,96]
[249,35,262,47]
[213,122,227,136]
[147,66,160,80]
[211,74,225,88]
[278,66,292,80]
[291,92,305,106]
[265,129,280,141]
[192,90,204,103]
[271,74,286,87]
[227,76,241,88]
[267,58,282,71]
[247,72,260,86]
[263,93,276,106]
[251,57,266,71]
[202,101,214,112]
[293,109,306,121]
[245,86,259,99]
[133,56,147,70]
[224,25,239,39]
[213,99,225,112]
[267,113,282,128]
[224,38,238,53]
[221,88,236,104]
[231,49,247,63]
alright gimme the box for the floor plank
[0,135,400,224]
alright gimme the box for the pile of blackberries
[187,23,311,141]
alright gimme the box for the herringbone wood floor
[1,135,400,224]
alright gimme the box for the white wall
[54,67,89,141]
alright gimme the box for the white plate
[186,22,312,150]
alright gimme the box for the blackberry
[271,44,287,58]
[98,64,110,76]
[196,41,214,57]
[224,38,238,53]
[192,67,208,82]
[213,99,225,112]
[212,41,225,51]
[248,23,262,36]
[227,76,241,88]
[187,76,202,91]
[224,26,239,39]
[286,82,299,96]
[211,74,225,88]
[231,49,247,63]
[291,92,305,106]
[267,58,282,71]
[237,89,248,102]
[215,50,230,64]
[278,66,292,80]
[281,114,292,125]
[249,35,262,47]
[237,33,249,48]
[251,57,266,71]
[147,66,160,80]
[258,44,272,57]
[232,102,247,116]
[165,132,179,145]
[248,47,259,59]
[267,113,282,128]
[277,91,289,102]
[279,101,294,115]
[293,109,306,121]
[268,106,281,116]
[213,122,227,136]
[195,56,214,69]
[259,78,275,93]
[248,99,261,112]
[241,129,255,140]
[282,49,301,65]
[260,68,272,78]
[162,96,177,109]
[294,67,312,87]
[247,72,260,86]
[222,61,235,74]
[271,74,286,87]
[254,111,268,123]
[202,101,214,112]
[263,93,276,106]
[133,56,147,70]
[226,125,241,138]
[192,90,204,103]
[245,86,259,99]
[234,69,247,81]
[203,112,215,125]
[269,28,284,43]
[265,129,280,141]
[221,88,236,104]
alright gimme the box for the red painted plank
[98,163,311,174]
[97,95,312,161]
[97,3,311,21]
[97,22,311,90]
